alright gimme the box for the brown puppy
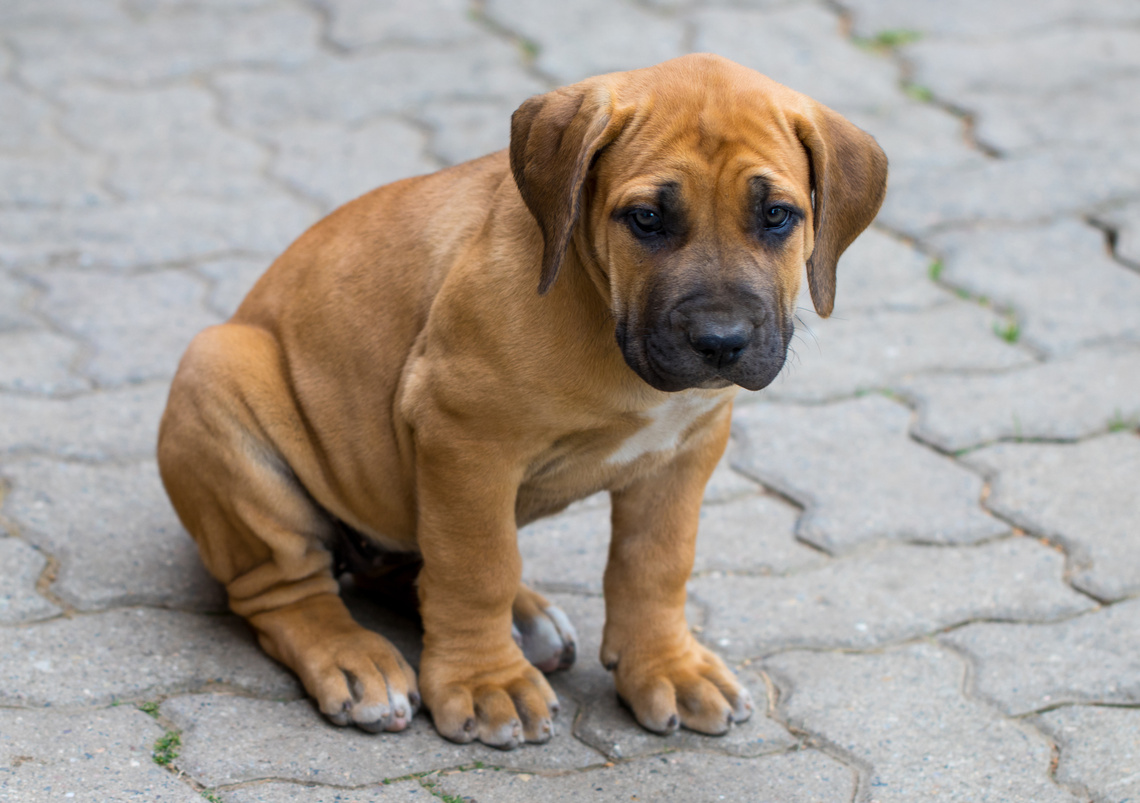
[158,54,887,748]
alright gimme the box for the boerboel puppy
[158,53,887,748]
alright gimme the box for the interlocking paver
[692,538,1092,660]
[0,146,107,208]
[0,329,88,395]
[963,433,1140,601]
[221,782,436,802]
[215,45,544,132]
[901,345,1140,451]
[268,119,440,211]
[57,84,270,202]
[195,255,271,318]
[0,707,202,803]
[433,750,857,802]
[969,75,1140,153]
[164,693,603,788]
[0,195,317,272]
[928,220,1140,356]
[2,459,225,610]
[1097,198,1140,270]
[485,0,685,84]
[1,607,300,707]
[943,598,1140,716]
[879,147,1140,236]
[767,644,1079,802]
[0,271,38,332]
[0,537,60,624]
[761,301,1031,402]
[37,269,221,385]
[417,98,515,166]
[841,0,1140,38]
[322,0,485,49]
[0,0,125,26]
[731,396,1006,551]
[0,383,168,460]
[12,6,319,94]
[1034,705,1140,802]
[692,5,899,115]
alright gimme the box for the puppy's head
[510,54,888,392]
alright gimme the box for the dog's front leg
[414,432,560,749]
[601,410,754,735]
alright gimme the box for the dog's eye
[629,209,664,236]
[763,206,790,228]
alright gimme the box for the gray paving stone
[484,0,685,84]
[0,707,202,803]
[1097,199,1140,269]
[13,6,319,93]
[37,269,221,385]
[221,781,435,803]
[969,76,1140,154]
[0,330,88,395]
[730,396,1006,552]
[0,383,169,460]
[879,146,1140,237]
[418,99,514,166]
[0,271,39,332]
[943,599,1140,716]
[0,195,317,271]
[433,750,857,803]
[58,84,270,202]
[761,301,1031,403]
[842,0,1140,38]
[692,5,900,115]
[1034,705,1140,802]
[164,693,603,787]
[126,0,276,13]
[0,537,60,624]
[0,145,107,208]
[963,433,1140,601]
[216,45,544,132]
[0,83,55,151]
[798,227,945,314]
[519,469,819,593]
[321,0,484,49]
[2,459,225,611]
[195,256,269,318]
[268,119,440,212]
[901,346,1140,451]
[928,221,1140,356]
[846,99,984,183]
[538,593,796,761]
[767,644,1079,802]
[692,538,1092,660]
[0,608,300,707]
[907,28,1140,100]
[0,0,125,26]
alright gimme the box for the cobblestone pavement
[2,1,1138,801]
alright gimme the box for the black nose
[687,319,752,369]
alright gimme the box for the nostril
[688,322,751,368]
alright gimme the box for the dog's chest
[605,394,724,466]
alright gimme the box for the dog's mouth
[617,315,792,393]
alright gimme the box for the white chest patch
[605,394,724,466]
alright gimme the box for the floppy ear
[795,103,888,317]
[510,84,623,295]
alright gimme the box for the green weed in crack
[152,730,181,767]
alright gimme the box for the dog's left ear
[795,103,888,318]
[510,84,625,295]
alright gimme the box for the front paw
[609,632,753,736]
[420,649,561,749]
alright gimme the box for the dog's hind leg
[158,323,419,733]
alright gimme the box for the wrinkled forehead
[600,64,813,208]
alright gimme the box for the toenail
[409,691,422,708]
[463,717,476,733]
[666,714,679,731]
